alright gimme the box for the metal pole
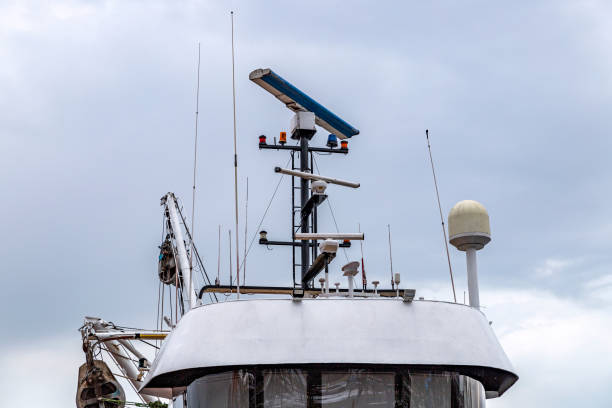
[300,136,310,285]
[166,194,195,310]
[230,11,240,299]
[388,224,394,290]
[324,264,329,294]
[106,341,155,404]
[466,248,480,309]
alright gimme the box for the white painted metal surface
[295,232,364,241]
[466,248,480,309]
[165,194,196,310]
[141,298,516,398]
[290,111,316,134]
[274,167,360,188]
[107,341,156,404]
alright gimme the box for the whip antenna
[425,129,457,302]
[230,11,240,298]
[387,224,394,290]
[359,223,367,290]
[243,177,248,284]
[190,42,201,271]
[216,224,221,285]
[228,229,233,287]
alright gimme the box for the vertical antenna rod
[190,42,201,276]
[228,230,233,287]
[425,129,457,302]
[243,177,248,284]
[388,224,394,290]
[230,11,240,298]
[217,224,221,285]
[359,223,367,290]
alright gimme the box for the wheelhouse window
[185,368,486,408]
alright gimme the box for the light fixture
[340,140,348,149]
[403,289,416,303]
[279,131,287,145]
[259,230,268,243]
[326,134,338,148]
[259,135,267,145]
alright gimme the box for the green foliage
[98,398,168,408]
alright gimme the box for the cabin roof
[141,298,517,398]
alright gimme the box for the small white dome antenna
[372,280,380,295]
[342,261,360,297]
[448,200,491,309]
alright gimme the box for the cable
[312,156,349,261]
[237,156,292,274]
[425,129,457,302]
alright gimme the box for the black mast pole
[300,136,310,285]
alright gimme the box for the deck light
[340,140,348,149]
[279,131,287,145]
[326,134,338,148]
[259,135,267,145]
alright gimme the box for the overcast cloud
[1,0,611,406]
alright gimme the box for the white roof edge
[141,298,517,397]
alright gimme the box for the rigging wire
[425,129,457,302]
[102,346,146,404]
[176,200,217,303]
[312,156,349,262]
[155,279,161,341]
[236,156,292,275]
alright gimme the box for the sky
[1,0,611,406]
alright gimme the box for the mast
[250,68,360,289]
[164,193,195,310]
[299,134,310,282]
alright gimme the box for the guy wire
[425,129,457,302]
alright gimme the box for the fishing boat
[76,67,518,408]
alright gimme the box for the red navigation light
[279,131,287,145]
[341,140,348,149]
[259,135,267,145]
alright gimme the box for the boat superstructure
[76,68,517,408]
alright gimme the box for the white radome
[448,200,491,251]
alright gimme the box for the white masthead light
[448,200,491,309]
